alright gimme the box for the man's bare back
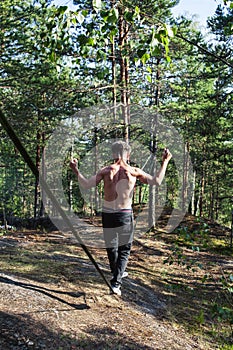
[101,159,138,210]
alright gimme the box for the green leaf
[107,8,118,23]
[49,51,56,62]
[137,48,147,58]
[100,9,109,22]
[134,57,141,67]
[151,47,161,56]
[150,37,159,50]
[87,37,96,46]
[124,10,134,23]
[135,6,140,16]
[82,10,89,17]
[109,28,118,43]
[77,34,88,45]
[141,53,150,65]
[57,6,68,14]
[40,31,48,40]
[93,0,102,12]
[77,11,85,24]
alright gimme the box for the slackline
[0,109,113,293]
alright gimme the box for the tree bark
[148,58,160,229]
[111,0,117,123]
[39,131,46,217]
[199,169,205,217]
[182,141,190,212]
[34,130,41,218]
[118,6,130,142]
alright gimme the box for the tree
[0,0,83,218]
[161,9,233,226]
[204,4,233,225]
[68,0,177,228]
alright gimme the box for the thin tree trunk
[191,169,196,215]
[230,211,233,249]
[118,7,130,142]
[34,130,41,218]
[3,207,7,229]
[199,171,205,217]
[40,132,46,217]
[22,163,27,215]
[182,141,190,212]
[94,127,99,213]
[215,180,219,221]
[148,58,160,229]
[209,188,214,220]
[111,0,117,123]
[148,135,157,229]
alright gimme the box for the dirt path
[0,273,203,350]
[0,227,232,349]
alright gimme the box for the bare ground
[0,213,232,350]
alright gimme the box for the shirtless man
[70,141,172,296]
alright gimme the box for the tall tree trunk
[111,0,117,123]
[148,132,157,229]
[230,211,233,249]
[40,131,46,217]
[182,141,190,212]
[215,180,219,221]
[94,127,99,213]
[118,6,130,142]
[199,170,205,217]
[3,207,7,229]
[148,58,160,229]
[191,169,197,215]
[34,130,41,218]
[198,143,208,217]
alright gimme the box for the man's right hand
[69,158,78,170]
[162,148,172,162]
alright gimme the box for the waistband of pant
[102,206,133,213]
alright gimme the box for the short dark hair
[111,141,131,158]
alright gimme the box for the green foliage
[195,309,205,325]
[171,220,211,251]
[224,0,233,9]
[69,0,176,66]
[211,303,233,325]
[163,243,200,271]
[0,0,86,218]
[220,272,233,295]
[0,0,232,228]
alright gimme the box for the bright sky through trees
[172,0,220,25]
[52,0,220,26]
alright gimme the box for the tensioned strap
[0,109,113,293]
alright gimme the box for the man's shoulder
[99,164,115,174]
[129,166,143,175]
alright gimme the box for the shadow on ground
[0,311,154,350]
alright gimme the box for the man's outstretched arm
[69,158,103,189]
[137,148,172,186]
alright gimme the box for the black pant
[102,209,134,287]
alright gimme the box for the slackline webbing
[0,109,113,293]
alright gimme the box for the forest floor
[0,209,232,350]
